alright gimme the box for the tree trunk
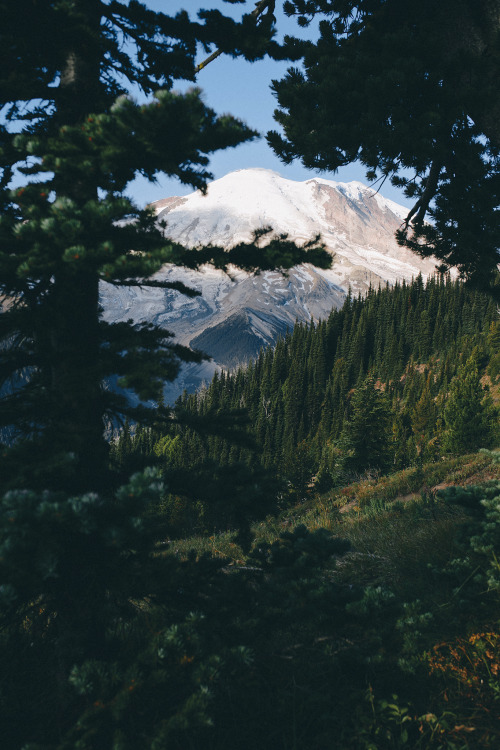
[47,268,109,491]
[46,0,108,492]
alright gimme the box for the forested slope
[116,276,500,535]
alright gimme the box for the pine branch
[194,0,276,74]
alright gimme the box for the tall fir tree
[443,353,496,454]
[338,375,392,477]
[0,3,333,746]
[0,0,329,493]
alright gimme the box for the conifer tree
[0,0,329,493]
[443,353,496,454]
[270,0,500,295]
[411,372,442,462]
[487,321,500,382]
[338,375,392,476]
[0,4,335,745]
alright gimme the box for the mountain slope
[101,169,437,396]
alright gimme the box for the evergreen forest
[116,276,500,537]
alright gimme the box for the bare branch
[366,173,389,199]
[404,159,442,229]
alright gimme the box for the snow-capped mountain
[101,169,437,398]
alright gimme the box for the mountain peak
[152,169,409,224]
[154,168,415,261]
[103,168,437,399]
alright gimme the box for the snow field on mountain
[101,168,437,398]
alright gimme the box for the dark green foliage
[488,321,500,383]
[443,353,496,453]
[192,454,500,750]
[0,465,363,749]
[281,438,317,501]
[0,2,333,746]
[270,0,500,296]
[338,375,392,477]
[0,0,330,495]
[140,277,498,512]
[0,469,164,619]
[0,468,258,749]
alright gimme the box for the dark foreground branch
[194,0,276,74]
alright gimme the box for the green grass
[164,451,498,567]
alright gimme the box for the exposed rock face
[101,169,437,399]
[149,195,188,214]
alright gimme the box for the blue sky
[127,1,411,209]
